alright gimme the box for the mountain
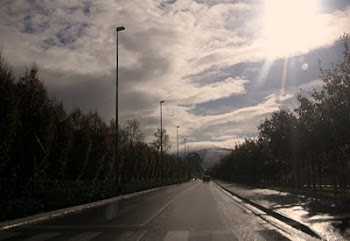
[195,147,232,169]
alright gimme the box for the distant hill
[195,147,232,169]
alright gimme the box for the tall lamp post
[176,126,180,159]
[187,145,191,178]
[115,26,125,181]
[184,138,188,178]
[160,100,165,182]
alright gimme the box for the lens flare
[262,0,319,59]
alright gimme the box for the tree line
[210,34,350,195]
[0,52,188,221]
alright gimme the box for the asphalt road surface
[0,180,316,241]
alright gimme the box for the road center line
[163,231,190,241]
[142,181,200,226]
[25,224,143,229]
[66,232,100,241]
[136,230,147,241]
[0,232,19,240]
[23,232,60,241]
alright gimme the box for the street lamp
[115,26,125,181]
[176,126,180,159]
[160,100,165,183]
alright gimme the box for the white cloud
[0,0,349,152]
[172,77,249,105]
[198,92,292,126]
[297,79,324,92]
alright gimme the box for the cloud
[182,77,248,104]
[297,79,323,91]
[200,92,293,126]
[0,0,349,153]
[162,92,293,150]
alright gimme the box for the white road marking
[25,224,143,229]
[211,230,239,241]
[163,231,190,241]
[112,231,134,240]
[136,230,147,241]
[0,232,19,240]
[142,182,200,226]
[113,230,147,241]
[66,232,100,241]
[22,232,60,241]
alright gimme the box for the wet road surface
[0,180,317,241]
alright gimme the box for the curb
[0,183,179,231]
[215,181,322,239]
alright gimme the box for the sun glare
[262,0,319,59]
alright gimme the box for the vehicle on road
[202,175,210,183]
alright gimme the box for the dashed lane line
[163,231,190,241]
[25,224,143,229]
[22,232,60,241]
[65,232,101,241]
[142,181,200,227]
[0,232,19,240]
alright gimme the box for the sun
[262,0,320,59]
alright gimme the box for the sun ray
[256,58,274,87]
[280,57,289,98]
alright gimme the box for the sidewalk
[216,180,350,240]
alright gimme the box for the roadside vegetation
[210,34,350,201]
[0,54,188,222]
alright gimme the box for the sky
[1,0,350,153]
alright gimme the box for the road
[0,180,316,241]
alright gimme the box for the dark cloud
[1,0,349,150]
[193,0,257,7]
[319,0,350,13]
[118,28,178,84]
[43,71,115,118]
[41,68,161,126]
[120,54,171,86]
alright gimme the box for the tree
[258,109,298,185]
[311,34,350,194]
[46,100,73,180]
[66,109,91,180]
[125,119,144,143]
[14,65,54,184]
[187,152,204,177]
[0,51,19,196]
[152,128,171,153]
[83,112,110,180]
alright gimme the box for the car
[202,175,210,183]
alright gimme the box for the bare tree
[125,119,144,143]
[152,128,171,153]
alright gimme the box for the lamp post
[184,138,189,178]
[160,100,165,182]
[115,26,125,181]
[176,126,180,159]
[188,145,190,175]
